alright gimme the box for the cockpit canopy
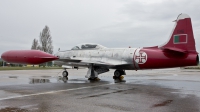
[71,43,106,50]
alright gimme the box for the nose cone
[1,51,9,61]
[1,53,5,60]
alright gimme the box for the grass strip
[0,67,61,71]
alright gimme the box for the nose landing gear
[62,69,68,81]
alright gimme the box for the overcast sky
[0,0,200,55]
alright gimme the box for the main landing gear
[88,77,101,81]
[86,64,101,81]
[113,70,126,82]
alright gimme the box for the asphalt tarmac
[0,68,199,112]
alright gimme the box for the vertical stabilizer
[160,13,197,53]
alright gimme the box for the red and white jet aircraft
[1,13,199,80]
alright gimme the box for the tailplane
[160,13,197,53]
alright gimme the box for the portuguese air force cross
[134,51,147,64]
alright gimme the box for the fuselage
[54,47,199,70]
[55,48,135,69]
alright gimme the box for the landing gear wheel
[113,70,126,81]
[114,70,121,78]
[62,71,68,77]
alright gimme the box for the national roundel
[134,51,147,64]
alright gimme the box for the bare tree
[31,38,40,50]
[39,26,53,54]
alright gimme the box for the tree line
[0,26,54,67]
[31,26,54,67]
[31,26,53,54]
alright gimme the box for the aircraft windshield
[71,43,106,50]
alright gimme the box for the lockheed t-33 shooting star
[1,13,199,81]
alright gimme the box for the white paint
[177,13,190,20]
[0,83,114,101]
[134,51,147,64]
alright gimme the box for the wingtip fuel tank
[1,50,58,64]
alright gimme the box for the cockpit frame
[71,43,106,50]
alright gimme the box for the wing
[57,57,129,67]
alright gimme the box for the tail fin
[160,13,197,53]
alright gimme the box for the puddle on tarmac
[29,78,50,84]
[57,76,89,83]
[41,76,52,78]
[8,76,18,78]
[29,77,88,84]
[4,75,124,85]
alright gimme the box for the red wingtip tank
[1,50,58,65]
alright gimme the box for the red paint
[179,35,187,42]
[135,52,146,63]
[134,52,147,64]
[137,14,199,69]
[160,17,196,53]
[138,48,198,69]
[1,50,58,64]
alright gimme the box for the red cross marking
[135,52,147,64]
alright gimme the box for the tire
[62,71,68,77]
[114,70,121,77]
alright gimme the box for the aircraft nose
[1,51,8,61]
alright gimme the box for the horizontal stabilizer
[161,47,187,53]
